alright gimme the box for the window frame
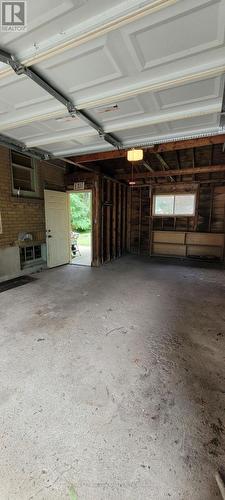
[11,151,39,198]
[153,193,196,217]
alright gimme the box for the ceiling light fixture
[127,148,143,162]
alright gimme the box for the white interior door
[44,190,70,268]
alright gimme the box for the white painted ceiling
[0,0,225,157]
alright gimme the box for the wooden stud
[117,184,122,257]
[106,179,111,262]
[149,186,153,257]
[209,184,214,232]
[194,184,200,231]
[122,186,126,254]
[100,177,105,264]
[138,187,142,255]
[112,181,117,259]
[126,187,131,252]
[92,174,102,267]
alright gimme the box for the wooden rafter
[116,164,225,180]
[62,157,98,173]
[68,134,225,162]
[153,135,225,153]
[154,152,174,182]
[142,160,154,172]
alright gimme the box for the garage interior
[1,1,225,499]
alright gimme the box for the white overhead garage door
[0,0,224,157]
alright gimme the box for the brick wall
[0,146,65,249]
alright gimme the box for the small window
[153,194,196,216]
[11,152,38,197]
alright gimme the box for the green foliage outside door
[70,192,92,232]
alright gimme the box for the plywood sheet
[187,245,222,258]
[153,243,186,256]
[153,231,186,244]
[186,232,224,246]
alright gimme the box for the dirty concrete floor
[0,255,225,500]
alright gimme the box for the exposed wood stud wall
[112,182,117,260]
[65,172,128,266]
[65,142,225,265]
[102,178,127,264]
[117,184,122,258]
[122,185,127,254]
[129,183,225,262]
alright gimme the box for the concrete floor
[72,245,92,266]
[0,256,225,500]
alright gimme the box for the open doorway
[69,191,92,266]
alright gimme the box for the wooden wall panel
[117,184,122,258]
[153,243,186,257]
[112,182,117,259]
[129,183,225,261]
[154,231,186,244]
[101,179,128,264]
[130,188,141,254]
[122,185,127,254]
[140,187,151,255]
[212,186,225,232]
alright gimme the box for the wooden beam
[152,135,225,153]
[106,180,111,263]
[61,157,98,173]
[65,170,126,186]
[131,179,225,188]
[142,160,154,172]
[154,152,174,182]
[192,148,195,168]
[154,152,169,170]
[65,171,99,184]
[92,175,101,267]
[68,150,127,163]
[122,185,126,254]
[112,182,117,259]
[117,184,122,257]
[68,134,225,163]
[116,164,225,179]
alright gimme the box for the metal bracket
[0,47,122,151]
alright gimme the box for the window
[153,194,196,216]
[20,245,42,268]
[11,152,38,197]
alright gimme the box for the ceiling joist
[68,135,225,163]
[116,164,225,180]
[153,152,175,182]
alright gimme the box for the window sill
[10,195,43,203]
[152,214,195,218]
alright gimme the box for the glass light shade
[127,149,143,162]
